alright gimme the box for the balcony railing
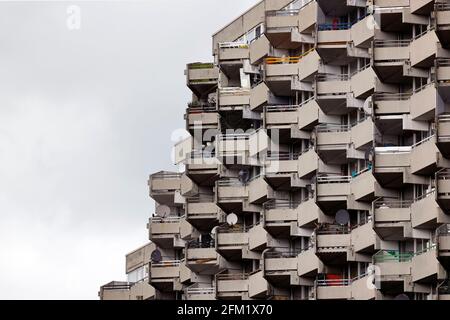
[151,260,182,268]
[318,22,351,31]
[437,58,450,67]
[217,133,251,141]
[317,175,352,184]
[185,285,216,296]
[219,42,249,49]
[266,151,300,161]
[216,273,249,281]
[436,2,450,11]
[373,250,414,263]
[152,172,182,180]
[187,239,216,249]
[149,216,181,224]
[437,223,450,237]
[217,178,246,187]
[316,224,351,235]
[316,123,351,133]
[374,39,411,48]
[265,48,315,65]
[265,248,308,259]
[373,92,412,101]
[188,62,214,70]
[216,224,250,233]
[187,102,216,113]
[263,199,301,210]
[316,74,349,82]
[266,0,314,17]
[373,199,413,209]
[374,146,412,154]
[316,273,369,287]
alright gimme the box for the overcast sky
[0,0,258,300]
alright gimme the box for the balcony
[410,29,439,68]
[315,175,351,212]
[99,282,132,300]
[263,250,301,287]
[185,151,220,186]
[435,2,450,47]
[129,281,156,300]
[218,87,250,111]
[264,1,317,49]
[373,147,410,188]
[215,272,249,300]
[350,168,393,202]
[315,273,377,300]
[315,74,351,115]
[315,225,351,264]
[298,246,323,277]
[185,197,224,231]
[351,221,378,254]
[250,82,269,111]
[248,270,270,299]
[148,216,183,249]
[411,191,450,229]
[373,250,413,294]
[148,171,182,205]
[184,284,216,300]
[372,39,410,83]
[264,151,299,189]
[437,58,450,84]
[149,260,181,292]
[436,169,450,211]
[217,42,249,62]
[437,224,450,268]
[316,23,351,64]
[437,114,450,158]
[186,63,218,98]
[411,246,446,284]
[263,198,330,236]
[215,225,249,261]
[373,199,412,241]
[186,103,219,131]
[315,124,351,164]
[216,178,248,212]
[185,240,224,275]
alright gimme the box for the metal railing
[266,151,300,161]
[373,250,414,263]
[216,273,249,281]
[373,199,413,209]
[316,74,349,82]
[102,282,132,291]
[151,172,182,180]
[219,42,249,49]
[263,199,301,210]
[217,178,245,187]
[265,48,315,65]
[187,239,216,249]
[266,0,313,17]
[188,62,214,70]
[436,2,450,11]
[216,224,250,234]
[150,216,181,224]
[187,102,216,113]
[316,273,369,287]
[316,175,351,184]
[217,132,251,141]
[373,39,411,48]
[219,87,250,96]
[437,223,450,236]
[437,168,450,180]
[316,123,351,133]
[437,58,450,67]
[318,22,351,31]
[411,134,435,149]
[185,286,216,296]
[374,146,412,154]
[316,224,351,235]
[151,260,181,268]
[373,92,412,101]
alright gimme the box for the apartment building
[100,0,450,300]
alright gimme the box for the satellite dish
[226,213,238,226]
[335,209,350,225]
[363,96,372,116]
[394,294,410,300]
[150,249,162,264]
[211,226,218,235]
[155,205,171,218]
[238,169,250,184]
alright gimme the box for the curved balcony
[186,63,218,98]
[149,259,181,292]
[315,224,351,264]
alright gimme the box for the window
[127,265,148,283]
